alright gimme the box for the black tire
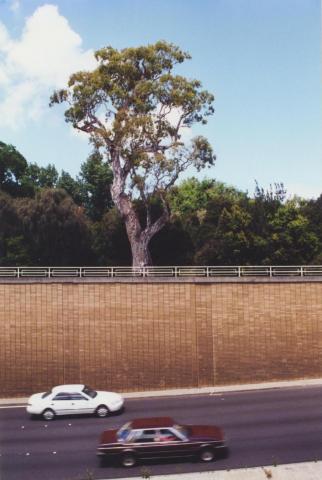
[42,408,55,421]
[96,405,110,418]
[121,452,136,467]
[199,447,215,462]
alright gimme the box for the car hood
[28,392,47,404]
[99,429,118,445]
[188,425,224,441]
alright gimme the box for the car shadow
[29,408,125,421]
[100,447,229,469]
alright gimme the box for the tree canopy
[50,41,215,266]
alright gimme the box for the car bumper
[108,398,124,412]
[26,405,42,415]
[215,444,229,459]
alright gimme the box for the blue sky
[0,0,320,198]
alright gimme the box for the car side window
[70,393,88,400]
[52,393,71,401]
[134,429,157,443]
[159,429,180,441]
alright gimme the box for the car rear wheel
[96,405,110,418]
[42,409,55,421]
[121,453,136,467]
[200,447,215,462]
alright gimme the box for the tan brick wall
[0,281,321,397]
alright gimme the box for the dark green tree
[0,141,28,196]
[16,189,94,265]
[78,151,113,221]
[56,170,83,205]
[302,194,322,263]
[0,191,30,265]
[92,208,131,265]
[267,199,319,264]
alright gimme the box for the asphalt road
[0,386,322,480]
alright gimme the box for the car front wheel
[121,452,136,467]
[96,405,110,418]
[199,447,215,462]
[42,409,55,421]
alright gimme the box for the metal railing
[0,265,321,278]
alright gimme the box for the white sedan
[27,384,124,421]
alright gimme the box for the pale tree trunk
[110,152,168,267]
[127,231,152,267]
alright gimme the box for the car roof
[130,417,175,429]
[52,384,85,393]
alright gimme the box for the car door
[132,429,160,459]
[154,428,188,458]
[69,393,92,414]
[50,393,73,415]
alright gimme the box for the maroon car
[97,416,227,467]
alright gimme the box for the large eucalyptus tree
[50,41,215,266]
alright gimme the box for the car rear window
[82,385,97,398]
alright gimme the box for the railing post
[238,266,241,277]
[48,267,51,278]
[17,267,20,278]
[269,266,272,277]
[300,266,303,277]
[206,266,209,277]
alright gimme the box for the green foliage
[267,200,319,264]
[0,191,25,265]
[56,170,83,205]
[20,163,59,197]
[0,141,28,196]
[92,208,131,265]
[78,151,113,221]
[150,220,193,265]
[3,236,30,265]
[16,189,94,266]
[0,142,322,267]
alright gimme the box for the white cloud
[0,4,96,129]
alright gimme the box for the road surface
[0,386,321,480]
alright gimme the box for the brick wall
[0,280,321,397]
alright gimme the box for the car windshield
[117,422,132,442]
[82,385,97,398]
[41,391,51,399]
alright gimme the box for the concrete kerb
[1,377,322,406]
